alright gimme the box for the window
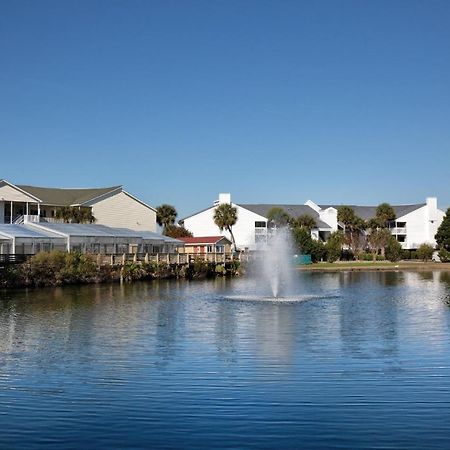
[397,235,406,242]
[255,221,266,228]
[207,245,213,252]
[216,245,224,253]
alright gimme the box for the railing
[0,254,32,265]
[13,215,25,224]
[390,227,407,234]
[94,252,248,266]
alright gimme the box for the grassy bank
[299,261,450,271]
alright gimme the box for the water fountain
[224,227,339,303]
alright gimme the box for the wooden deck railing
[95,252,249,266]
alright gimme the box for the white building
[180,193,445,251]
[0,179,156,232]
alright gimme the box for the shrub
[416,243,435,262]
[385,237,403,262]
[360,253,373,261]
[325,231,345,263]
[121,262,146,282]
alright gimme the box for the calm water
[1,271,450,449]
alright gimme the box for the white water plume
[254,227,295,298]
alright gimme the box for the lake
[1,271,450,449]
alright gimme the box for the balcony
[390,227,407,235]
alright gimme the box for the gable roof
[178,236,231,245]
[15,184,122,206]
[319,204,426,220]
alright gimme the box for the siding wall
[183,204,267,250]
[90,191,156,232]
[0,183,38,203]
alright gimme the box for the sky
[1,0,449,218]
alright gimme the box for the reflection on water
[1,272,450,449]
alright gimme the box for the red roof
[178,236,229,245]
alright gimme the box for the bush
[438,248,450,263]
[21,251,98,286]
[416,243,435,262]
[385,237,403,262]
[325,231,344,263]
[292,227,326,262]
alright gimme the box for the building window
[255,221,266,228]
[397,235,406,242]
[216,245,224,253]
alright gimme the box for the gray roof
[16,184,121,206]
[140,231,184,245]
[319,203,426,220]
[239,204,332,229]
[0,224,64,239]
[28,223,182,244]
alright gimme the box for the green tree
[55,206,96,223]
[213,203,238,250]
[325,231,345,263]
[367,228,391,260]
[156,204,177,232]
[416,243,435,262]
[295,214,317,231]
[375,203,396,228]
[164,224,193,238]
[435,207,450,251]
[266,207,290,228]
[291,226,325,262]
[337,206,366,259]
[385,236,403,262]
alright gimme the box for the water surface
[1,271,450,449]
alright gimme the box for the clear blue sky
[1,0,449,218]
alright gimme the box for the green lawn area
[299,261,450,271]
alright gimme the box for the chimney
[426,197,438,221]
[214,193,231,206]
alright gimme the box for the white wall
[0,183,37,203]
[318,207,338,230]
[89,191,157,232]
[183,203,267,250]
[398,199,445,249]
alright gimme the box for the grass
[299,261,450,271]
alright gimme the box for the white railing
[391,227,407,234]
[23,215,40,223]
[13,215,24,224]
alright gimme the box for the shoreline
[298,262,450,272]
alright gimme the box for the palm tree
[55,206,96,223]
[266,207,290,228]
[337,206,366,259]
[156,204,177,232]
[295,214,317,231]
[375,203,396,228]
[213,203,238,251]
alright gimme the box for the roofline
[122,190,157,212]
[0,179,42,202]
[78,186,123,206]
[179,205,216,222]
